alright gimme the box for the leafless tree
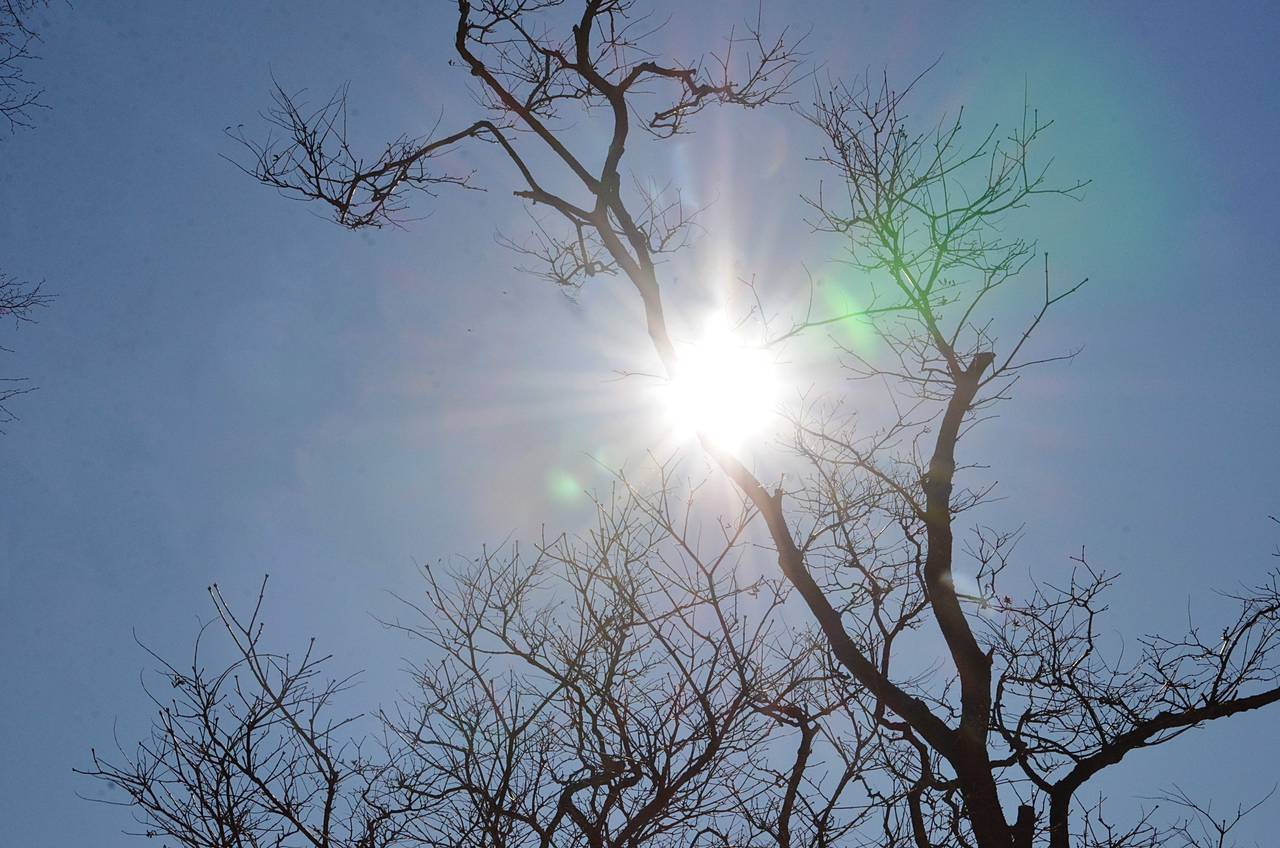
[85,479,897,847]
[789,75,1280,847]
[2,0,52,427]
[1,0,48,131]
[92,2,1280,846]
[81,578,430,848]
[0,268,49,426]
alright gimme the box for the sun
[660,313,781,452]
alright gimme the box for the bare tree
[1,0,48,131]
[0,268,49,425]
[1,0,52,427]
[81,579,427,848]
[775,76,1280,846]
[84,480,895,847]
[91,2,1280,846]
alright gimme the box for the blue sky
[2,2,1279,844]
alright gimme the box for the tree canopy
[84,3,1280,847]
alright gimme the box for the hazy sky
[2,2,1279,844]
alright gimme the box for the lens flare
[661,313,780,451]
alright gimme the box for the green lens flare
[547,469,582,503]
[819,273,879,357]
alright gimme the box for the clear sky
[2,2,1278,845]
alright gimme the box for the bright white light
[661,313,780,451]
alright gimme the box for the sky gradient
[2,2,1279,844]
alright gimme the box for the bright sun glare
[661,313,780,451]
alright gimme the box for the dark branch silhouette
[1,0,48,131]
[0,268,50,426]
[2,1,53,428]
